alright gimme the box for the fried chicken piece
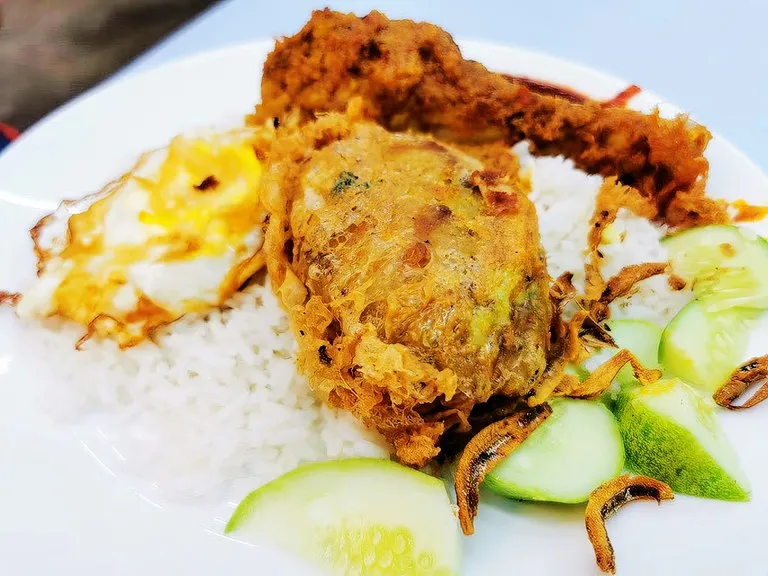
[262,113,552,466]
[254,9,727,228]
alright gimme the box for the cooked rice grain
[29,145,692,507]
[522,144,692,326]
[33,281,388,504]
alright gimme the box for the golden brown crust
[589,177,658,254]
[263,112,555,466]
[255,9,724,227]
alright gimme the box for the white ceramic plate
[1,40,767,576]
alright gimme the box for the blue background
[125,0,766,170]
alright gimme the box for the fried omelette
[261,112,552,466]
[253,9,727,228]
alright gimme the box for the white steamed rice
[519,142,693,326]
[28,143,693,508]
[33,282,389,504]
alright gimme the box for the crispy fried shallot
[581,262,668,324]
[455,403,552,535]
[713,354,768,410]
[582,179,668,322]
[591,178,658,242]
[584,261,606,302]
[0,291,20,306]
[550,271,576,305]
[578,311,617,350]
[599,262,668,305]
[585,474,674,574]
[529,310,591,405]
[558,349,662,399]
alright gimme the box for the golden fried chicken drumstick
[254,9,726,227]
[261,113,552,467]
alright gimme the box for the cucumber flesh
[484,398,624,504]
[605,319,663,387]
[226,459,461,576]
[615,378,750,501]
[659,299,758,392]
[565,363,589,382]
[663,225,768,311]
[582,319,663,407]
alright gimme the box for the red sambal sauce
[502,74,642,108]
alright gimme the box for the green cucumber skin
[483,469,600,505]
[226,458,444,533]
[615,390,750,502]
[225,458,462,576]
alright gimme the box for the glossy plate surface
[1,40,766,576]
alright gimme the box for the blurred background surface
[0,0,219,130]
[2,0,767,168]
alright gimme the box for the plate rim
[1,37,767,576]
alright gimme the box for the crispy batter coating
[262,113,552,466]
[253,9,727,227]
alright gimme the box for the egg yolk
[18,128,272,347]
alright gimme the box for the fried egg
[17,127,273,347]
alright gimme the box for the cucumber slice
[605,319,663,387]
[226,459,461,576]
[659,299,757,392]
[615,378,750,501]
[565,363,589,381]
[582,319,663,408]
[484,398,624,504]
[663,224,768,310]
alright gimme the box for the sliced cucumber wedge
[484,399,624,504]
[565,362,589,382]
[659,299,757,392]
[226,459,461,576]
[615,378,750,501]
[605,319,663,387]
[663,224,768,310]
[582,319,663,407]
